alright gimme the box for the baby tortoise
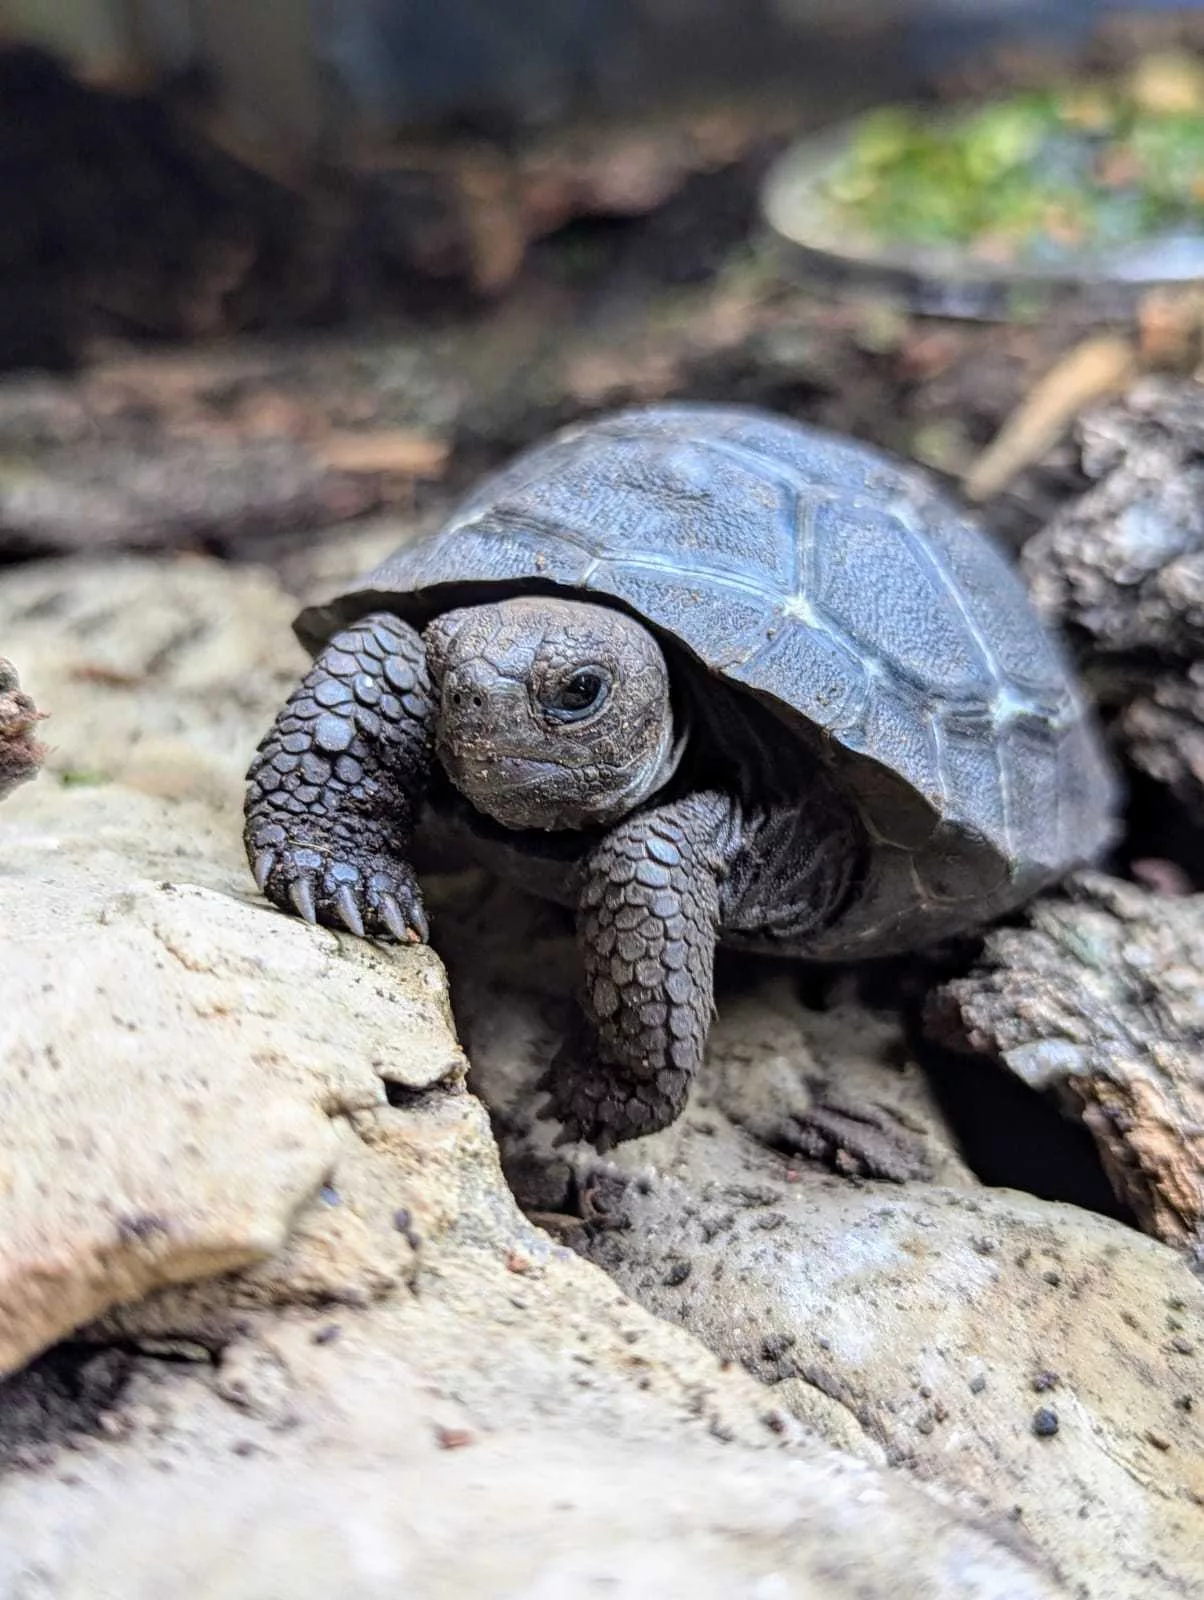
[245,404,1118,1149]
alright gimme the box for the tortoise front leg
[244,611,434,943]
[541,790,741,1150]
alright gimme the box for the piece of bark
[1122,664,1204,828]
[0,657,45,800]
[927,872,1204,1262]
[1023,378,1204,658]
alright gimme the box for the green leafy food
[823,69,1204,266]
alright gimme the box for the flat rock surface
[0,1333,1070,1600]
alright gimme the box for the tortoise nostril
[471,694,484,709]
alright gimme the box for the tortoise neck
[642,703,691,805]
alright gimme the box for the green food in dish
[822,68,1204,265]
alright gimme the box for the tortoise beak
[436,661,533,775]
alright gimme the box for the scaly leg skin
[539,791,738,1152]
[244,611,435,942]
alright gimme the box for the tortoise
[244,403,1119,1150]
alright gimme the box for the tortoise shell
[296,404,1119,957]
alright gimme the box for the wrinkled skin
[245,597,856,1149]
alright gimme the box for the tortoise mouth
[441,747,651,833]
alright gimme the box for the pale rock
[579,1169,1204,1600]
[0,552,306,801]
[0,780,464,1377]
[0,1340,1070,1600]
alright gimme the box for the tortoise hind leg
[244,611,435,942]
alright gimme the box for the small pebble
[1032,1407,1059,1438]
[969,1375,987,1395]
[1032,1370,1059,1393]
[761,1332,796,1361]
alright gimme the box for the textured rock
[1123,666,1204,828]
[578,1168,1204,1600]
[0,779,464,1376]
[0,656,44,800]
[0,549,464,1372]
[930,873,1204,1260]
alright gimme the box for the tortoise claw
[550,1118,582,1149]
[377,894,411,942]
[252,849,276,893]
[248,836,426,947]
[335,884,365,937]
[289,876,318,924]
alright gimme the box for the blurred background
[5,0,1204,580]
[3,1,1204,368]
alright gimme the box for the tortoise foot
[248,822,428,945]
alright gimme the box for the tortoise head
[424,596,679,831]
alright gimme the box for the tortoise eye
[543,668,609,721]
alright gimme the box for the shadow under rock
[837,946,1136,1225]
[917,1035,1136,1225]
[0,1344,136,1474]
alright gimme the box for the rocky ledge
[0,539,1201,1599]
